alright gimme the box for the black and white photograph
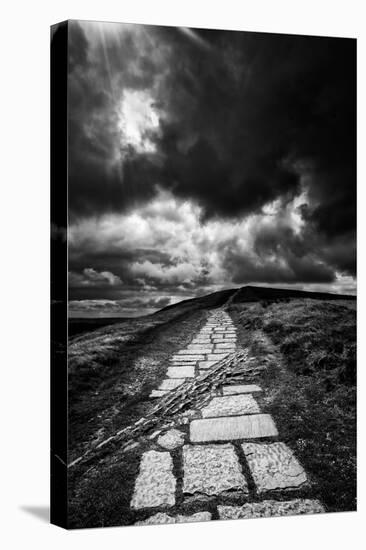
[51,18,356,530]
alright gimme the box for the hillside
[161,285,355,312]
[69,285,355,338]
[67,286,356,528]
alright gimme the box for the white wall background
[0,1,364,548]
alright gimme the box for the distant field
[68,287,355,339]
[68,317,130,338]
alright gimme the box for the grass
[67,305,209,528]
[68,307,210,454]
[229,298,356,513]
[68,317,131,338]
[67,293,356,528]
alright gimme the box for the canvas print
[51,20,356,529]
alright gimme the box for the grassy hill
[69,286,355,338]
[228,298,356,513]
[67,286,356,527]
[160,284,355,312]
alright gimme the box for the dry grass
[67,306,210,528]
[67,293,356,528]
[229,298,356,512]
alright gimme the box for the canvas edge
[50,19,69,530]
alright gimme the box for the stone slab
[191,338,212,343]
[198,360,217,370]
[171,359,198,365]
[218,499,325,520]
[150,389,168,398]
[211,341,236,346]
[201,394,260,418]
[167,366,195,378]
[158,378,186,391]
[157,429,185,450]
[215,342,236,349]
[169,366,196,371]
[135,511,212,525]
[171,355,201,362]
[242,442,308,493]
[174,352,205,359]
[182,444,248,496]
[187,345,214,353]
[207,354,229,361]
[190,414,278,443]
[130,451,176,509]
[191,343,212,347]
[223,385,262,395]
[170,364,197,369]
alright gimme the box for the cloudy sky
[67,20,356,317]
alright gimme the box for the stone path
[183,443,248,497]
[130,450,176,510]
[130,308,325,525]
[150,310,236,398]
[190,413,278,443]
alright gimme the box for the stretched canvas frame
[51,20,356,529]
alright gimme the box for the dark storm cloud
[251,215,356,280]
[68,246,173,291]
[67,21,165,218]
[67,21,356,309]
[68,22,355,229]
[156,29,355,230]
[67,187,355,306]
[227,254,334,285]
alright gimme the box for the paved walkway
[131,308,324,523]
[150,310,236,398]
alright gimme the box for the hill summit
[161,285,355,313]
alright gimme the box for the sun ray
[118,89,160,154]
[178,27,212,50]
